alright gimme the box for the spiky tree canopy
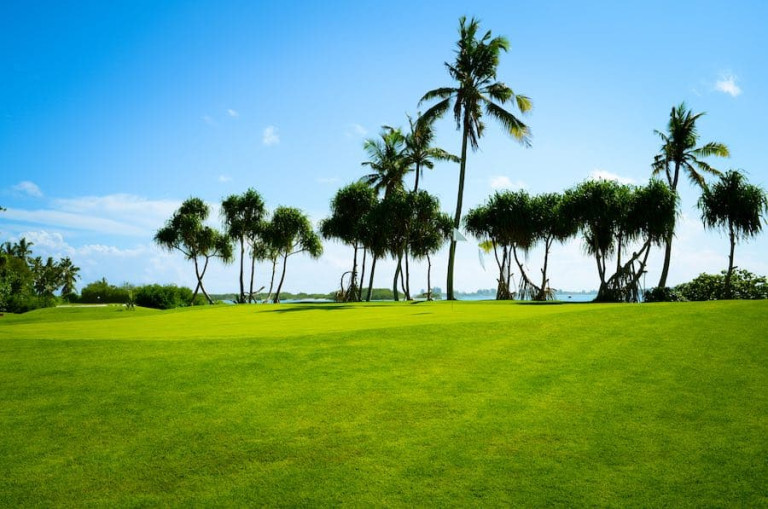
[265,206,322,258]
[404,113,459,191]
[154,197,233,262]
[699,170,767,241]
[221,188,266,241]
[320,182,377,247]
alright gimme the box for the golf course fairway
[1,300,766,506]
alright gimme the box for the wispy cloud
[345,123,367,138]
[262,126,280,146]
[715,74,742,97]
[490,176,526,190]
[218,175,232,183]
[227,109,239,117]
[201,115,217,126]
[588,169,636,185]
[12,180,43,197]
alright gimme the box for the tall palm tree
[221,188,266,303]
[652,102,729,288]
[698,170,767,298]
[361,126,409,197]
[420,16,532,300]
[404,113,459,193]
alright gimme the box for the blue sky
[1,0,766,294]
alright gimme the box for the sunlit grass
[1,300,766,506]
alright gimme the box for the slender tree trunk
[512,246,541,300]
[538,237,552,301]
[724,224,736,299]
[273,252,289,303]
[197,256,213,305]
[350,242,359,301]
[238,238,245,303]
[367,255,378,302]
[414,162,421,193]
[392,253,402,301]
[427,254,433,300]
[658,163,681,289]
[266,256,278,303]
[404,247,411,300]
[447,114,471,300]
[248,252,257,303]
[359,247,367,302]
[399,256,409,299]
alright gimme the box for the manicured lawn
[1,300,766,506]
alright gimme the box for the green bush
[80,279,132,304]
[675,270,768,301]
[134,284,196,309]
[643,286,687,303]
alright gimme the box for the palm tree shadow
[265,303,391,313]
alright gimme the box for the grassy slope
[0,301,766,506]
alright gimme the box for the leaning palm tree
[698,170,767,299]
[360,127,409,198]
[420,16,532,299]
[652,102,729,288]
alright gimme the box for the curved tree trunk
[392,254,402,301]
[426,254,433,300]
[266,256,278,303]
[366,255,378,302]
[447,114,471,301]
[404,247,411,300]
[273,252,289,304]
[657,236,673,288]
[537,237,553,301]
[358,247,367,301]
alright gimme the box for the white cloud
[715,74,742,97]
[12,181,43,197]
[262,126,280,146]
[227,109,239,117]
[201,115,217,126]
[490,176,526,190]
[218,175,232,183]
[345,123,367,138]
[588,169,636,185]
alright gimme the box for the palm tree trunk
[427,254,433,300]
[266,256,278,303]
[273,252,289,303]
[351,242,359,300]
[538,237,552,301]
[404,246,411,300]
[392,254,402,301]
[359,248,367,302]
[414,162,421,193]
[238,238,245,303]
[724,224,736,299]
[447,114,471,301]
[367,255,378,301]
[657,236,673,289]
[197,256,213,305]
[248,252,257,303]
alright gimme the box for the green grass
[1,300,766,506]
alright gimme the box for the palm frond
[484,101,531,147]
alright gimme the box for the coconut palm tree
[420,16,532,300]
[652,102,729,288]
[404,114,459,193]
[698,170,767,298]
[58,257,80,297]
[361,127,409,197]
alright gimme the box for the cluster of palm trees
[162,16,766,304]
[154,194,322,305]
[0,237,80,311]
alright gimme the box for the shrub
[643,286,687,303]
[134,284,198,309]
[80,279,132,304]
[675,270,768,301]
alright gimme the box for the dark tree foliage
[564,179,677,302]
[698,170,767,298]
[155,197,233,305]
[221,188,266,303]
[675,270,768,301]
